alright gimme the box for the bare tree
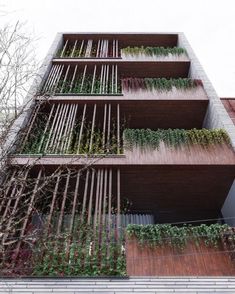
[0,21,38,141]
[0,25,125,276]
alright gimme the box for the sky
[1,0,235,97]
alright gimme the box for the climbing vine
[123,128,230,150]
[126,223,232,249]
[33,226,126,277]
[20,113,123,155]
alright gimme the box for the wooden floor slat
[126,238,235,276]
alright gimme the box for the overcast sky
[1,0,235,97]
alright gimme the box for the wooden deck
[126,237,235,276]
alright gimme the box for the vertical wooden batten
[57,170,71,235]
[46,170,61,234]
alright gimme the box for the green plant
[123,128,230,150]
[56,44,98,58]
[126,223,231,250]
[69,120,122,155]
[56,47,85,58]
[50,74,121,95]
[121,77,202,92]
[20,114,124,156]
[121,46,187,57]
[32,222,126,277]
[20,112,49,154]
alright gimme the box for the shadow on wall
[222,180,235,226]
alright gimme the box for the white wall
[222,180,235,226]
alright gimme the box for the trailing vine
[123,128,230,150]
[121,46,187,57]
[126,223,232,249]
[121,78,202,92]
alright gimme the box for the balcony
[40,64,191,100]
[126,224,235,276]
[40,63,122,96]
[14,102,123,156]
[39,63,207,100]
[56,38,121,59]
[0,166,125,276]
[11,123,235,225]
[12,117,235,166]
[1,166,235,276]
[38,63,207,129]
[52,60,190,80]
[54,33,189,62]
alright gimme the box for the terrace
[1,166,235,276]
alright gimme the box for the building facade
[1,33,235,276]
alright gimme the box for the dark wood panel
[35,99,208,129]
[10,163,235,224]
[9,159,235,229]
[53,60,190,78]
[123,100,208,129]
[11,143,235,166]
[126,237,235,276]
[121,165,235,223]
[63,33,178,47]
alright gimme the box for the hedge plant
[123,128,230,150]
[121,46,187,57]
[126,223,231,249]
[121,78,202,92]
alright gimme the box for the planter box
[126,237,235,276]
[121,52,189,62]
[122,85,207,100]
[11,142,235,166]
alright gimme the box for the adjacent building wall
[221,99,235,225]
[221,180,235,226]
[178,33,235,150]
[178,34,235,225]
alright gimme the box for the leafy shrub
[121,78,202,92]
[122,46,187,57]
[123,128,230,150]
